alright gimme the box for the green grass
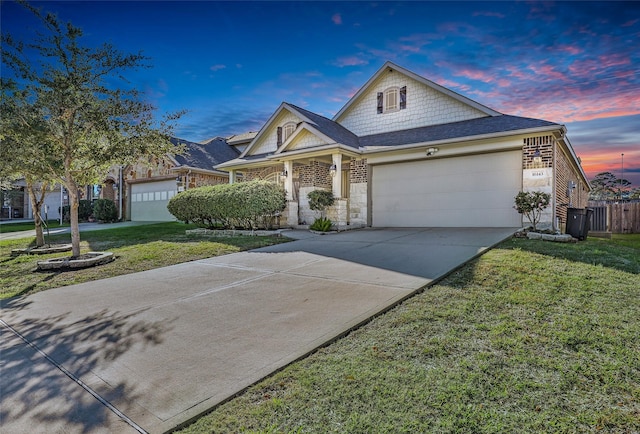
[177,235,639,434]
[0,222,289,299]
[0,220,68,233]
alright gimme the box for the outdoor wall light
[426,147,439,156]
[280,170,288,181]
[329,164,337,177]
[532,146,542,164]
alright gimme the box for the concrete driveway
[0,227,516,433]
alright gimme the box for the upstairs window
[277,122,297,146]
[283,122,296,142]
[377,86,407,114]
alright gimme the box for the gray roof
[287,103,360,150]
[360,115,560,148]
[172,137,239,170]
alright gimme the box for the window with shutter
[384,88,398,111]
[282,122,296,143]
[400,86,407,109]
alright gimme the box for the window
[282,122,296,142]
[385,87,398,111]
[377,86,407,114]
[277,122,297,146]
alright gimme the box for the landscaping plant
[92,199,118,223]
[514,190,551,232]
[308,189,335,231]
[167,180,286,230]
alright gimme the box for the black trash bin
[566,208,592,240]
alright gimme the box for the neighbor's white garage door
[372,151,523,227]
[130,179,178,221]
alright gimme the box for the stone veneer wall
[349,159,368,226]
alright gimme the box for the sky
[2,1,639,187]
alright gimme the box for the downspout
[552,137,558,232]
[118,166,123,221]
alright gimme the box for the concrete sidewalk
[0,227,516,433]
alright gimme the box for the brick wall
[523,135,553,169]
[350,158,368,183]
[555,145,589,228]
[298,161,331,188]
[241,166,282,182]
[337,70,486,136]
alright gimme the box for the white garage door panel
[372,151,522,227]
[131,180,177,222]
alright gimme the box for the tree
[1,2,182,256]
[589,171,632,200]
[514,191,551,232]
[0,79,56,247]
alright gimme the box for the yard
[177,234,640,433]
[0,222,289,299]
[2,225,638,433]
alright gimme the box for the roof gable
[334,61,501,136]
[240,103,360,158]
[239,103,306,157]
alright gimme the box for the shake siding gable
[288,129,326,151]
[248,111,302,156]
[337,72,488,136]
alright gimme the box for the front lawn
[178,235,639,433]
[0,222,288,299]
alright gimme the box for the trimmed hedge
[93,199,118,223]
[167,180,287,230]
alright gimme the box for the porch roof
[286,103,360,150]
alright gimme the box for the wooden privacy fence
[587,201,640,234]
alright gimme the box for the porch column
[284,160,293,200]
[228,170,236,184]
[332,153,342,198]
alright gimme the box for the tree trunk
[67,182,82,257]
[26,181,45,247]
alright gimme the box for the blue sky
[2,1,639,186]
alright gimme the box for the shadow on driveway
[0,227,516,433]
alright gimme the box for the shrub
[167,180,286,229]
[308,189,335,218]
[59,199,93,222]
[514,191,551,232]
[310,217,333,232]
[93,199,118,222]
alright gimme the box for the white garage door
[372,151,523,227]
[130,180,178,221]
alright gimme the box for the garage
[371,150,523,227]
[130,179,178,221]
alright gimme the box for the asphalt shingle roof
[359,115,560,148]
[172,137,239,170]
[287,103,361,150]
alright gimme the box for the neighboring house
[217,61,590,231]
[123,137,240,221]
[5,180,65,222]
